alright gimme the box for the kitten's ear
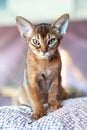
[16,16,34,39]
[52,14,69,38]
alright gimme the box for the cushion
[0,97,87,130]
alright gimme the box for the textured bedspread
[0,97,87,130]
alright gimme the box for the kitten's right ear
[52,14,69,38]
[16,16,34,39]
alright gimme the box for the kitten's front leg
[26,80,46,119]
[48,77,62,111]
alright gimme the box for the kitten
[16,14,69,119]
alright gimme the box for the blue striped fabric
[0,97,87,130]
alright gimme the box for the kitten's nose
[41,48,47,54]
[42,50,47,55]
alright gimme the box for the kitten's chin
[33,51,51,59]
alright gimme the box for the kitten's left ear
[16,16,34,40]
[52,14,69,38]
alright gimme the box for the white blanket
[0,97,87,130]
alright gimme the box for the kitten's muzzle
[41,46,47,54]
[42,52,46,55]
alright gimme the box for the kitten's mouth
[39,52,50,58]
[33,51,50,59]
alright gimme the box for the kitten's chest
[38,62,56,80]
[38,63,57,89]
[38,69,52,93]
[39,69,52,85]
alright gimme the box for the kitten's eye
[48,38,56,46]
[32,39,40,46]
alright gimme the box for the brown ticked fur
[16,14,69,119]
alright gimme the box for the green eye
[48,38,56,46]
[32,39,40,46]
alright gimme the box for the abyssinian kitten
[16,14,69,119]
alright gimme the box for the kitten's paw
[31,109,46,120]
[48,100,61,111]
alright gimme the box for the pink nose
[41,47,47,54]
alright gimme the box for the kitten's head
[16,14,69,58]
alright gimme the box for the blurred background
[0,0,87,105]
